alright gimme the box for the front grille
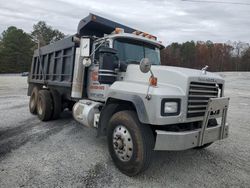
[187,82,219,118]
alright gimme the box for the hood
[124,65,224,94]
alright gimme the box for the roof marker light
[113,28,124,34]
[132,30,157,41]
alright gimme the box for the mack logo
[198,77,217,83]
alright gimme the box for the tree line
[160,40,250,71]
[0,22,65,73]
[0,22,249,73]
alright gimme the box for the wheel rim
[37,97,43,115]
[113,125,133,162]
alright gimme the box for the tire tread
[37,90,53,121]
[50,89,62,120]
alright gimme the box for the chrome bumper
[154,124,229,150]
[154,97,230,151]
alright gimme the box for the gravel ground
[0,73,250,188]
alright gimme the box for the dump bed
[29,36,76,88]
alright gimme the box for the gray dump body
[29,36,76,88]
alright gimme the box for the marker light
[149,76,157,86]
[132,30,157,40]
[114,28,124,34]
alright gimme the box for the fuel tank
[73,100,102,127]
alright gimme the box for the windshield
[113,38,161,65]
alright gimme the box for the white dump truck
[28,13,230,176]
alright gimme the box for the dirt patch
[0,118,70,158]
[83,162,113,188]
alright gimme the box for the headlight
[164,102,178,113]
[161,99,181,116]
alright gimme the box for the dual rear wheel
[29,87,62,121]
[29,87,39,114]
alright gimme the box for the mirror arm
[89,39,107,57]
[145,70,155,101]
[145,85,151,100]
[149,69,154,77]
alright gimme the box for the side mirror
[80,37,92,67]
[140,58,157,100]
[98,47,119,84]
[140,58,151,73]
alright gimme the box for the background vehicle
[21,72,29,76]
[27,13,229,176]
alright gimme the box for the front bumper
[154,124,229,150]
[154,97,230,151]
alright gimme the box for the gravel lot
[0,73,250,188]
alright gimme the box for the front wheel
[107,110,155,176]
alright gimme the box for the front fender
[97,91,149,137]
[106,92,149,123]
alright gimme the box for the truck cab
[87,31,163,102]
[28,13,229,176]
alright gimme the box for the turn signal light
[149,76,157,86]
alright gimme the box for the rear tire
[50,89,62,120]
[37,90,53,121]
[29,86,39,114]
[107,110,154,176]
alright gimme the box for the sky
[0,0,249,45]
